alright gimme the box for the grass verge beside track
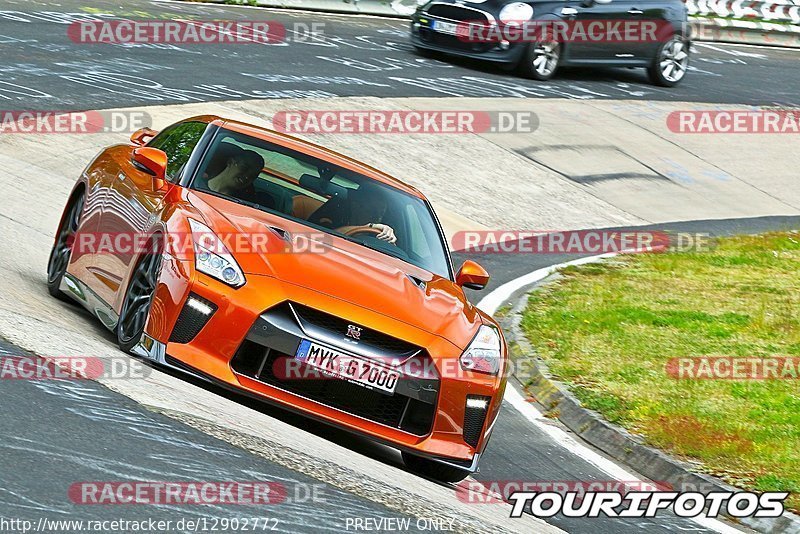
[520,231,800,511]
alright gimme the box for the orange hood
[189,191,483,349]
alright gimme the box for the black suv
[410,0,690,86]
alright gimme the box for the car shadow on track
[41,280,455,487]
[422,51,657,87]
[144,354,433,477]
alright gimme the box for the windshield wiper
[204,190,264,211]
[227,196,264,211]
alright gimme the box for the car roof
[179,115,426,199]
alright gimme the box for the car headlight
[460,325,502,375]
[188,219,246,288]
[498,2,533,24]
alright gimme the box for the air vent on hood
[406,274,427,290]
[267,226,290,242]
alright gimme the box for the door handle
[561,7,579,16]
[627,8,644,14]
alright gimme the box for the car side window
[147,122,207,181]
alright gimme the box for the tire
[116,246,162,353]
[46,193,84,300]
[648,36,689,87]
[402,451,470,483]
[518,40,560,81]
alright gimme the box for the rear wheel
[648,36,689,87]
[46,194,84,300]
[402,452,470,483]
[518,40,560,81]
[116,247,161,353]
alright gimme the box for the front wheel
[648,37,689,87]
[402,452,470,483]
[518,40,560,81]
[47,194,84,300]
[116,248,161,353]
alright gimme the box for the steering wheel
[339,225,397,245]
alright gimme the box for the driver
[206,149,265,197]
[310,182,397,244]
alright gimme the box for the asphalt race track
[0,1,799,533]
[0,0,798,109]
[0,338,427,533]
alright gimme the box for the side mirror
[132,147,168,191]
[130,127,157,146]
[456,260,490,290]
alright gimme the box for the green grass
[520,231,800,510]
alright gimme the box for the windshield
[190,128,452,279]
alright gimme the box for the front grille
[291,303,419,360]
[230,303,440,436]
[169,293,217,344]
[417,6,494,53]
[425,3,491,22]
[232,342,416,430]
[418,30,494,52]
[261,350,409,427]
[463,396,491,448]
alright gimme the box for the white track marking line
[693,42,768,58]
[695,40,793,52]
[477,253,618,315]
[477,253,743,533]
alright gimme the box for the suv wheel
[648,36,689,87]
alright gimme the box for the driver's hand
[370,223,397,244]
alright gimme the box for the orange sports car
[47,115,507,482]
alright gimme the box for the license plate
[295,340,400,395]
[432,20,458,35]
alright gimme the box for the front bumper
[144,259,505,469]
[410,18,527,64]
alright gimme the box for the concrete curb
[691,18,800,48]
[499,273,800,534]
